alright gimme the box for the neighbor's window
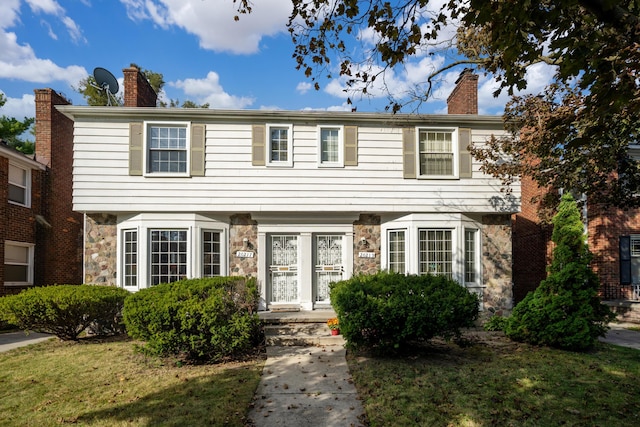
[388,230,406,274]
[8,163,30,206]
[4,242,34,285]
[319,126,343,166]
[148,125,188,173]
[267,124,293,166]
[149,229,188,286]
[631,236,640,257]
[418,229,452,279]
[418,129,454,176]
[203,230,221,277]
[123,230,138,287]
[464,229,478,284]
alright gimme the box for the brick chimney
[123,66,158,107]
[33,89,83,285]
[447,69,478,114]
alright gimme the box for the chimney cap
[455,68,477,84]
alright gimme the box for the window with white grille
[418,129,455,176]
[149,229,188,285]
[419,229,452,279]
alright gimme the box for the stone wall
[229,214,258,277]
[353,214,381,275]
[481,214,513,317]
[84,214,117,285]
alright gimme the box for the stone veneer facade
[481,214,514,317]
[353,214,381,274]
[84,214,117,286]
[229,214,258,278]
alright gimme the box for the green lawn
[348,331,640,426]
[2,331,639,427]
[0,336,264,426]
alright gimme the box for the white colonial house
[57,68,519,314]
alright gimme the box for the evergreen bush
[0,285,129,340]
[122,277,261,363]
[330,271,479,352]
[505,194,615,350]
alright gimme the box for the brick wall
[123,66,158,107]
[0,152,45,295]
[588,204,640,300]
[512,175,554,302]
[447,69,478,114]
[34,89,83,286]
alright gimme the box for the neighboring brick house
[0,141,45,295]
[0,89,83,295]
[513,144,640,322]
[56,67,518,316]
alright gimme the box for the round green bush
[0,285,129,340]
[330,271,479,352]
[122,277,262,363]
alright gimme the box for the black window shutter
[620,236,632,285]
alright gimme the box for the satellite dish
[93,67,120,106]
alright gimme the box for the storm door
[314,234,343,304]
[269,235,299,303]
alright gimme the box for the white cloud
[0,0,21,29]
[120,0,290,54]
[171,71,254,109]
[296,82,312,95]
[26,0,86,43]
[0,92,36,119]
[0,1,88,86]
[0,31,87,85]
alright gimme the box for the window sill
[4,282,33,287]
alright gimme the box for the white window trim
[4,241,34,286]
[317,125,344,167]
[386,229,407,274]
[381,214,483,286]
[143,121,191,177]
[266,123,293,167]
[116,214,228,290]
[416,127,459,179]
[8,162,31,208]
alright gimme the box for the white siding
[71,116,519,214]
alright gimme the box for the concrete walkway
[247,345,366,427]
[599,323,640,350]
[0,331,53,353]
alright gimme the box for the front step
[259,310,345,347]
[264,322,345,346]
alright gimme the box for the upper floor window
[419,129,455,177]
[4,241,34,285]
[8,163,30,207]
[318,126,344,167]
[267,124,293,167]
[148,125,188,173]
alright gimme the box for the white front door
[314,234,344,304]
[269,235,299,303]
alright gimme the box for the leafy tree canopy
[234,0,640,208]
[0,92,35,155]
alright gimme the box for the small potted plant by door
[327,318,340,335]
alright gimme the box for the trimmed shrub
[330,271,479,352]
[0,285,129,340]
[505,194,615,351]
[122,277,261,363]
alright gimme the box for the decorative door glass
[270,235,298,303]
[314,235,343,303]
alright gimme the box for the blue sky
[1,0,553,121]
